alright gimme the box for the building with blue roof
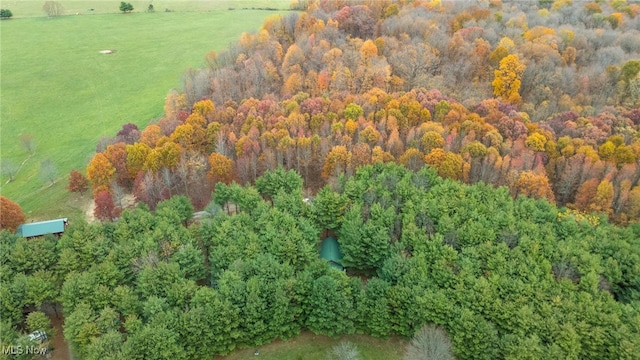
[17,218,68,238]
[320,237,344,270]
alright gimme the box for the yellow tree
[207,153,235,185]
[626,186,640,220]
[126,143,152,180]
[424,149,465,181]
[158,142,182,170]
[591,179,614,215]
[322,145,352,179]
[359,39,378,61]
[359,125,381,146]
[525,133,547,152]
[513,171,555,203]
[372,146,394,163]
[87,153,115,194]
[399,148,425,171]
[192,99,216,121]
[421,131,445,153]
[170,123,195,150]
[492,54,526,104]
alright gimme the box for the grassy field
[0,1,290,220]
[0,0,292,17]
[217,332,407,360]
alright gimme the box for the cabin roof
[320,237,344,270]
[17,218,67,238]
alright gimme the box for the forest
[2,164,640,359]
[82,0,640,224]
[2,0,640,358]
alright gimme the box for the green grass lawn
[217,332,407,360]
[0,2,290,221]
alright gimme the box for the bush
[119,2,133,13]
[0,8,12,19]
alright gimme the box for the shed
[17,218,68,238]
[320,237,344,270]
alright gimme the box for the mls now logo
[2,345,47,355]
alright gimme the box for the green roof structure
[320,237,344,270]
[17,218,68,238]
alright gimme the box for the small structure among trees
[16,218,68,238]
[320,237,344,270]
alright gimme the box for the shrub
[0,8,13,19]
[119,2,133,13]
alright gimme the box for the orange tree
[0,196,26,232]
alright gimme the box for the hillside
[0,2,291,220]
[85,0,640,223]
[3,0,640,359]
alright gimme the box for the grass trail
[217,332,407,360]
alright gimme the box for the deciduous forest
[3,0,640,359]
[87,0,640,224]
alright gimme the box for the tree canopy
[3,164,639,359]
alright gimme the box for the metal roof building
[17,218,68,238]
[320,237,344,270]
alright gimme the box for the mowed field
[0,1,290,220]
[217,332,407,360]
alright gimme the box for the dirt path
[48,310,71,360]
[84,197,96,223]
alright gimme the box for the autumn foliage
[207,153,235,185]
[0,196,26,233]
[85,1,640,223]
[492,54,525,104]
[67,170,89,194]
[93,190,120,222]
[86,153,115,195]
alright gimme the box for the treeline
[87,0,640,223]
[89,88,640,223]
[3,164,640,359]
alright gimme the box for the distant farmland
[0,1,290,220]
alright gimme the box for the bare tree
[404,325,456,360]
[19,133,36,155]
[327,341,360,360]
[110,180,127,209]
[1,160,18,183]
[43,1,64,17]
[40,159,58,186]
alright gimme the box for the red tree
[0,196,26,232]
[67,170,89,194]
[94,191,120,222]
